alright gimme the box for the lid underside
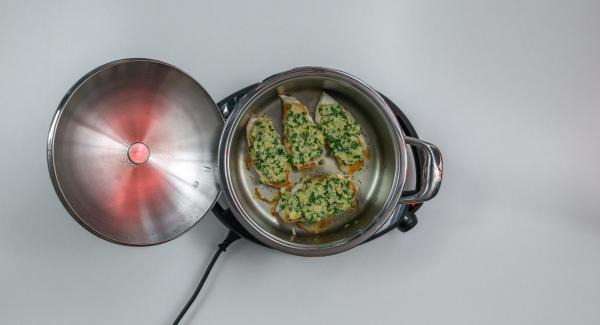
[48,59,223,245]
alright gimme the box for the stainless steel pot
[219,67,442,256]
[48,59,442,254]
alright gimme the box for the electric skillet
[47,58,442,324]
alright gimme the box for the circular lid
[48,59,223,245]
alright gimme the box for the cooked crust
[275,174,358,232]
[280,95,324,170]
[246,115,291,187]
[316,92,368,175]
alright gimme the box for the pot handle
[396,137,443,204]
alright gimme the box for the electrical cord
[172,231,240,325]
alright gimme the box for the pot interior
[223,72,404,253]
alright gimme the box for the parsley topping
[249,118,290,184]
[317,104,365,166]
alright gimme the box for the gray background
[1,0,599,324]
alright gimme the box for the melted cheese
[284,103,325,168]
[317,103,365,166]
[278,175,357,224]
[248,118,291,185]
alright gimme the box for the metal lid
[48,59,223,245]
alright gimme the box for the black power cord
[172,231,240,325]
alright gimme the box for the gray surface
[0,0,599,324]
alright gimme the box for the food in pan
[246,116,291,187]
[276,174,358,226]
[280,95,325,170]
[316,92,368,174]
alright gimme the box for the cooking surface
[232,87,384,236]
[222,72,403,251]
[1,1,600,324]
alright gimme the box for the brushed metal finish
[48,59,222,246]
[219,67,408,256]
[397,137,443,204]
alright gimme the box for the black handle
[216,83,259,119]
[397,212,418,232]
